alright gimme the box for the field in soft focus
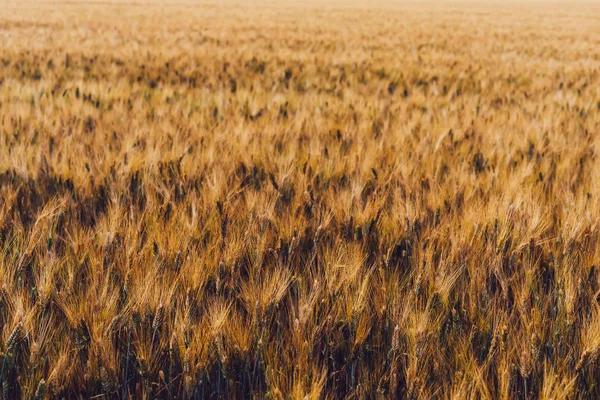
[1,1,600,398]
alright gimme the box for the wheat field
[1,0,600,398]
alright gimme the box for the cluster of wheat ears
[0,0,600,398]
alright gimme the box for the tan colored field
[1,0,600,398]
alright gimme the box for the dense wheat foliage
[1,0,600,398]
